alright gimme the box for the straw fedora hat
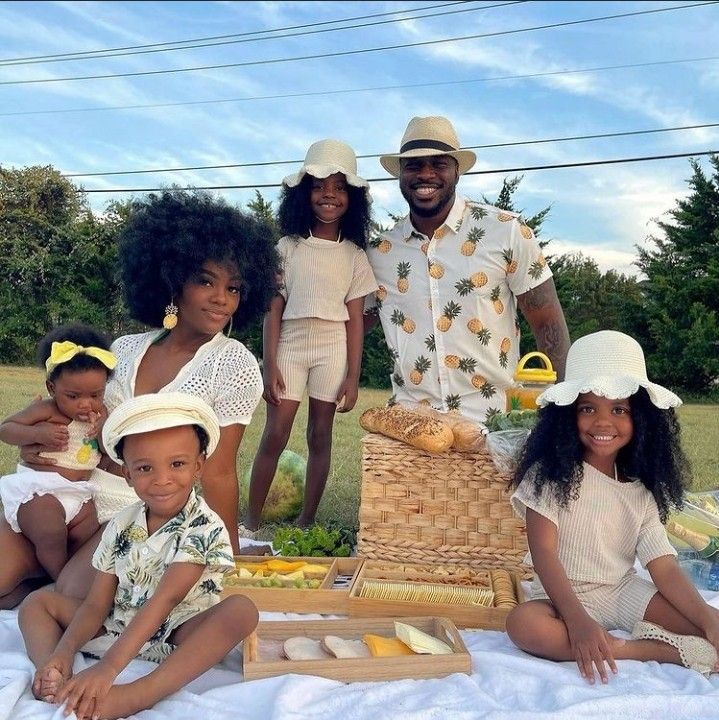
[282,138,369,189]
[537,330,681,409]
[102,392,221,465]
[379,116,477,178]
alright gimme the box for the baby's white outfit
[511,462,677,631]
[1,419,99,532]
[276,234,377,402]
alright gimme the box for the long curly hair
[118,189,280,332]
[37,324,113,382]
[277,174,371,248]
[511,388,690,522]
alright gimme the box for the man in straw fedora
[365,116,569,426]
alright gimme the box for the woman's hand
[566,613,624,684]
[335,378,359,413]
[262,363,285,406]
[20,420,70,465]
[54,662,116,720]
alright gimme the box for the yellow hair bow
[45,341,117,375]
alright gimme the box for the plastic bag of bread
[401,402,486,453]
[359,405,453,453]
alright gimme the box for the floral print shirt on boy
[366,196,552,426]
[91,489,234,662]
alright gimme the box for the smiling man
[365,116,570,426]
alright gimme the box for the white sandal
[631,620,718,676]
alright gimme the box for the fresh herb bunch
[485,409,537,432]
[272,524,352,557]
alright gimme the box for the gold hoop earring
[225,316,233,337]
[163,299,178,330]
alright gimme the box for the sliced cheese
[362,634,415,657]
[394,622,453,655]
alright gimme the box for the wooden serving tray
[348,560,524,630]
[222,556,363,614]
[243,616,470,682]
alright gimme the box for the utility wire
[0,1,475,64]
[0,2,520,66]
[63,122,719,178]
[78,150,719,193]
[1,1,715,86]
[6,53,719,119]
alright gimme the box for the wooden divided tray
[222,556,363,614]
[243,616,470,682]
[348,560,524,630]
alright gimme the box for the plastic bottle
[708,563,719,592]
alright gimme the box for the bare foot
[92,684,147,720]
[38,666,64,702]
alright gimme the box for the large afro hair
[118,188,280,332]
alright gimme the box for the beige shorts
[1,464,93,532]
[531,570,657,632]
[277,318,347,402]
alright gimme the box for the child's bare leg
[67,500,100,554]
[506,598,688,670]
[246,400,300,529]
[298,398,336,527]
[96,595,258,719]
[17,588,82,700]
[16,495,69,579]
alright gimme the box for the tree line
[1,162,717,397]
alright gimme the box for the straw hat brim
[282,163,369,190]
[102,392,221,465]
[379,148,477,178]
[537,374,682,409]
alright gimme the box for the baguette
[359,405,454,453]
[400,403,485,452]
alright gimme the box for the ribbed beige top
[277,234,377,321]
[511,462,676,584]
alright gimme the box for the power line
[2,1,715,87]
[0,2,521,66]
[5,53,719,119]
[78,150,719,193]
[0,1,474,64]
[63,122,719,178]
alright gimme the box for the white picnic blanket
[3,585,719,720]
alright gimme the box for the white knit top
[277,234,378,321]
[511,462,676,584]
[104,331,262,426]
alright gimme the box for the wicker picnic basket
[357,433,531,579]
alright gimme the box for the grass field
[1,365,717,537]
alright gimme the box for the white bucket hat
[282,138,369,190]
[102,392,221,465]
[379,116,477,178]
[537,330,681,409]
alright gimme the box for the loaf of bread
[359,405,454,453]
[398,403,485,452]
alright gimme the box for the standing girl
[506,330,719,683]
[19,392,258,720]
[0,324,116,581]
[246,139,377,529]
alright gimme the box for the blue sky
[2,1,719,276]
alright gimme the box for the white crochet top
[511,462,676,584]
[104,331,263,426]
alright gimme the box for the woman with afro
[7,189,280,604]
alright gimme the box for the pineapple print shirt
[366,196,552,425]
[91,489,234,663]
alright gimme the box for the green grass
[2,365,717,539]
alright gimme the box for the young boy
[18,392,257,720]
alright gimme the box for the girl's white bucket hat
[537,330,682,409]
[282,138,369,190]
[379,116,477,178]
[102,392,221,465]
